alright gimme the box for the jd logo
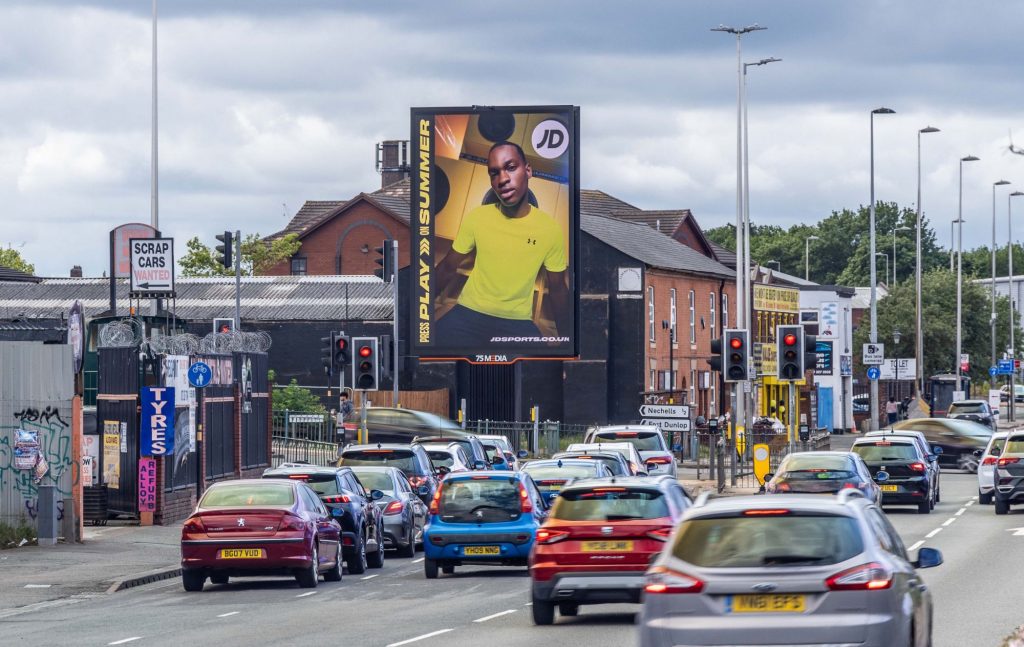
[531,119,569,159]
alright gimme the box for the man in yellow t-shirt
[435,141,570,348]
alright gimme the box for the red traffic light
[783,333,797,346]
[729,337,743,349]
[359,345,372,358]
[336,338,347,350]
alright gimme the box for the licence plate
[218,548,264,559]
[728,594,806,613]
[462,545,500,555]
[880,485,899,492]
[581,540,634,552]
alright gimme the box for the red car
[528,475,691,624]
[180,479,343,591]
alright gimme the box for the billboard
[410,106,579,362]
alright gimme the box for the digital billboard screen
[410,106,579,362]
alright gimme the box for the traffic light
[723,329,750,382]
[352,336,379,391]
[320,334,334,376]
[373,240,394,283]
[215,231,233,269]
[776,325,803,381]
[332,332,351,376]
[804,332,818,375]
[707,337,723,373]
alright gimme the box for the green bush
[0,518,36,548]
[272,379,326,414]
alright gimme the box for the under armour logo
[526,238,536,245]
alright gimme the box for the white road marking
[23,584,51,588]
[908,540,925,551]
[473,610,517,623]
[108,638,141,646]
[361,574,379,581]
[955,508,966,516]
[925,528,942,538]
[216,612,239,618]
[524,602,533,607]
[412,557,425,563]
[942,517,956,526]
[296,591,317,598]
[385,628,454,647]
[966,499,975,506]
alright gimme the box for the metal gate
[96,347,140,517]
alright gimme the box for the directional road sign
[642,418,691,432]
[130,237,175,297]
[187,361,212,388]
[862,343,884,365]
[998,359,1014,375]
[990,366,999,377]
[638,404,689,419]
[867,366,881,381]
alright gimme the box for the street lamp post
[805,235,820,281]
[891,226,911,284]
[956,155,980,393]
[993,180,1012,368]
[893,329,902,402]
[1010,191,1024,422]
[875,252,889,287]
[916,126,940,394]
[869,107,896,429]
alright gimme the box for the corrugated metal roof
[0,276,393,322]
[0,265,41,283]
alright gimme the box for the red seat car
[528,475,691,624]
[180,479,343,591]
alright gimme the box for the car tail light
[998,457,1021,467]
[982,456,999,466]
[646,527,673,542]
[535,528,570,544]
[643,566,704,594]
[909,462,926,473]
[536,479,567,487]
[383,500,404,515]
[518,482,533,513]
[279,514,306,532]
[288,474,311,480]
[825,562,892,591]
[321,494,350,504]
[614,432,639,437]
[646,456,673,464]
[773,482,791,492]
[744,509,791,516]
[182,516,205,536]
[428,485,444,515]
[343,536,354,546]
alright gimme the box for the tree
[0,248,35,275]
[178,233,301,277]
[272,379,326,414]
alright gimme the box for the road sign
[641,418,691,432]
[187,361,212,388]
[878,358,916,380]
[862,343,884,365]
[867,366,881,380]
[752,444,771,485]
[129,237,175,296]
[990,366,999,377]
[998,359,1014,375]
[638,404,689,419]
[960,353,970,372]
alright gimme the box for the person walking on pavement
[885,396,899,425]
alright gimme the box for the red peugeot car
[528,475,691,625]
[180,479,343,591]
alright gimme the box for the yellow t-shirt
[451,203,568,320]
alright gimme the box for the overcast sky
[4,0,1024,276]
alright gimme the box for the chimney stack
[70,265,83,278]
[376,140,411,189]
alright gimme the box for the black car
[338,443,439,505]
[865,429,942,503]
[993,432,1024,514]
[262,464,386,573]
[413,435,490,470]
[353,408,469,445]
[851,437,937,513]
[764,451,881,504]
[946,400,996,430]
[891,418,992,472]
[349,466,428,557]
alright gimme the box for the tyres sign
[140,387,175,456]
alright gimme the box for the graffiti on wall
[0,405,77,523]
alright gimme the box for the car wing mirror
[913,547,943,569]
[973,449,983,457]
[490,455,505,465]
[763,472,774,483]
[932,446,943,455]
[517,450,529,459]
[370,489,385,501]
[473,460,488,470]
[417,485,430,496]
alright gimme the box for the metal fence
[692,429,832,490]
[272,410,336,444]
[271,437,338,468]
[465,420,591,457]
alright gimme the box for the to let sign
[130,237,175,296]
[140,387,175,456]
[138,458,156,513]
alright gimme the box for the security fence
[271,437,338,468]
[465,420,591,457]
[271,410,336,444]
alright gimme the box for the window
[670,288,677,343]
[290,257,307,275]
[709,292,716,331]
[648,286,656,343]
[722,293,729,331]
[688,290,696,343]
[650,369,657,391]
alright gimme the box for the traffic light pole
[234,229,241,330]
[789,382,796,455]
[391,239,399,407]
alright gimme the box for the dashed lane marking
[942,518,956,526]
[524,602,533,607]
[23,584,51,588]
[108,638,141,645]
[361,575,379,581]
[217,612,239,618]
[908,540,925,551]
[955,508,966,516]
[966,500,976,506]
[296,591,317,598]
[473,610,517,623]
[925,528,942,538]
[385,628,454,647]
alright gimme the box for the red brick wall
[264,201,411,276]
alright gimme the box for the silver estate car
[639,491,942,647]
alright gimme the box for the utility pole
[391,239,400,406]
[234,229,241,330]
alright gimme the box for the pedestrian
[339,392,354,420]
[885,396,899,425]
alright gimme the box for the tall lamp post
[956,155,980,393]
[890,226,911,284]
[875,252,889,286]
[869,107,895,429]
[805,235,820,281]
[1010,190,1024,422]
[916,126,940,394]
[893,328,902,401]
[993,180,1012,368]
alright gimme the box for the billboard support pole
[392,239,400,407]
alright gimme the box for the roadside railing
[465,420,591,457]
[691,427,832,490]
[272,410,336,444]
[271,436,337,468]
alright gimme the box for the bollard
[37,484,59,546]
[716,438,726,494]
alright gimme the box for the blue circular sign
[867,366,881,380]
[990,366,999,377]
[188,361,212,388]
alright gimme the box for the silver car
[584,425,678,478]
[639,491,942,647]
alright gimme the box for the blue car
[423,471,548,578]
[521,459,613,506]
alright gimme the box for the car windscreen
[438,478,522,523]
[555,454,627,475]
[349,470,394,494]
[592,431,664,451]
[340,450,425,475]
[949,403,987,414]
[263,473,339,496]
[551,487,669,521]
[482,444,506,462]
[671,513,864,567]
[1003,437,1024,454]
[523,464,599,482]
[425,450,458,467]
[851,442,918,462]
[201,483,295,508]
[780,455,853,478]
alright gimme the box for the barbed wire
[146,333,201,356]
[98,318,144,348]
[199,331,272,354]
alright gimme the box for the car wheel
[397,525,416,558]
[296,543,319,588]
[209,572,229,585]
[324,541,343,582]
[441,563,455,575]
[995,498,1010,515]
[348,531,367,574]
[935,483,940,503]
[918,500,931,514]
[532,593,555,625]
[424,557,439,579]
[367,525,385,569]
[558,602,579,617]
[182,569,205,592]
[979,489,993,505]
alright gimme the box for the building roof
[0,276,392,322]
[852,285,889,310]
[707,240,738,267]
[578,189,641,217]
[266,201,346,241]
[0,265,41,283]
[611,208,690,235]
